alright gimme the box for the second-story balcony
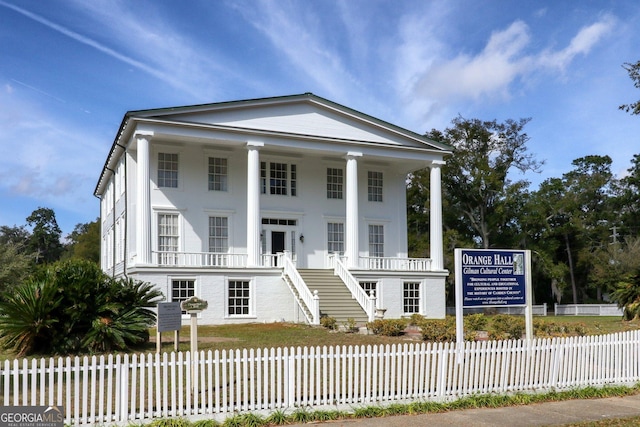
[151,251,434,272]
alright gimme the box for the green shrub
[366,319,407,336]
[490,314,525,340]
[464,313,488,331]
[0,259,163,356]
[320,315,337,330]
[420,317,456,342]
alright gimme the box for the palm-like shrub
[610,270,640,321]
[0,259,163,356]
[0,279,61,356]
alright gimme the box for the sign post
[156,302,182,353]
[455,248,533,347]
[180,296,208,394]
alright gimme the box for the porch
[151,251,434,271]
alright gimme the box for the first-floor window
[403,282,420,314]
[327,222,344,254]
[172,279,195,314]
[208,216,228,252]
[228,280,251,316]
[360,281,377,297]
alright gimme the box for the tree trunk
[564,232,578,304]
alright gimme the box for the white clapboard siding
[1,331,639,425]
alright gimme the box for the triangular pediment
[132,94,450,152]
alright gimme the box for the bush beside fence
[2,330,639,425]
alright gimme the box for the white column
[135,131,153,265]
[345,152,362,268]
[430,161,445,270]
[246,142,263,267]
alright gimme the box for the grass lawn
[0,315,637,361]
[149,315,639,355]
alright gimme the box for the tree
[26,207,63,264]
[64,219,100,262]
[614,154,640,237]
[438,116,541,248]
[620,60,640,115]
[0,242,32,296]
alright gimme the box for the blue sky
[1,0,639,236]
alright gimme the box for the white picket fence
[2,330,639,426]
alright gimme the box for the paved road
[288,394,640,426]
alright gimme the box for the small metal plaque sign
[180,296,208,313]
[157,302,182,332]
[0,406,64,427]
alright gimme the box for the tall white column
[135,131,153,265]
[430,161,445,270]
[345,152,362,268]
[246,142,263,267]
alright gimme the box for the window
[208,216,228,252]
[368,224,384,257]
[360,281,377,297]
[158,153,178,188]
[327,168,343,199]
[327,222,344,254]
[228,280,250,316]
[172,279,195,314]
[403,282,420,314]
[261,162,297,196]
[368,171,383,202]
[208,157,228,191]
[158,213,179,264]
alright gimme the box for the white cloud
[401,14,615,129]
[537,15,616,72]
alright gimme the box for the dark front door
[271,231,285,254]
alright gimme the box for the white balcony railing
[357,256,433,271]
[153,251,249,267]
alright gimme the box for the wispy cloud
[401,13,615,128]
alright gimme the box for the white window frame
[403,281,421,314]
[208,216,229,253]
[368,170,383,202]
[260,161,297,196]
[225,278,255,318]
[326,167,344,199]
[156,211,180,264]
[327,222,345,255]
[170,277,196,316]
[157,152,179,188]
[208,156,228,192]
[368,224,384,258]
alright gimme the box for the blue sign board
[460,249,526,307]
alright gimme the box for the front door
[271,231,286,254]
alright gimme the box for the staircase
[297,269,368,324]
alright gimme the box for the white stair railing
[330,254,376,322]
[279,252,320,325]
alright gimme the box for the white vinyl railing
[330,254,376,321]
[2,331,639,426]
[357,256,433,271]
[554,304,624,316]
[153,252,249,268]
[279,252,320,325]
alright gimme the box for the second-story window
[158,153,178,188]
[208,157,228,191]
[261,161,297,196]
[327,222,344,254]
[327,168,343,199]
[368,171,383,202]
[158,213,179,264]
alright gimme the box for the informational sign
[454,248,533,346]
[180,296,208,313]
[157,302,182,333]
[459,249,526,307]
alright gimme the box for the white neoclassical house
[95,93,452,325]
